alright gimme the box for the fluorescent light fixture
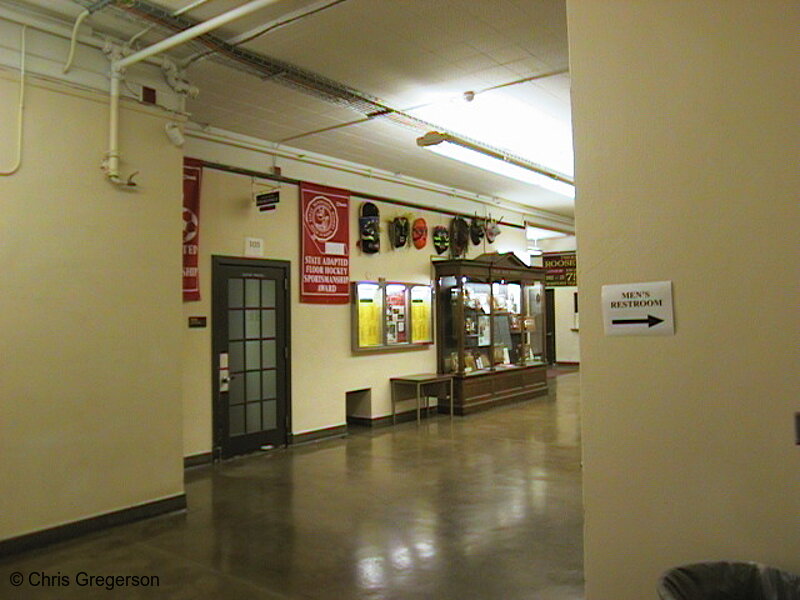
[417,131,574,198]
[410,89,574,178]
[526,226,568,240]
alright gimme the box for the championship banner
[300,182,350,304]
[543,251,577,287]
[182,158,203,301]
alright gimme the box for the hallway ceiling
[17,0,573,218]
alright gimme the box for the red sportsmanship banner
[300,182,350,304]
[182,158,203,301]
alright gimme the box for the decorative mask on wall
[450,217,469,258]
[485,218,502,243]
[432,226,450,255]
[412,218,428,249]
[470,217,485,245]
[389,216,409,248]
[358,202,380,254]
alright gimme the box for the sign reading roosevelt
[300,182,350,304]
[542,251,577,287]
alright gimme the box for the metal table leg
[416,382,421,423]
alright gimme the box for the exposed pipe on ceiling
[183,0,350,68]
[115,0,282,70]
[184,125,575,232]
[102,0,283,188]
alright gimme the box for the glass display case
[435,253,548,414]
[352,280,433,352]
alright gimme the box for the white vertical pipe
[106,69,121,182]
[63,9,89,74]
[0,25,26,177]
[105,0,281,186]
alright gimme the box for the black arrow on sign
[612,315,664,328]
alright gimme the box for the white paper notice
[601,281,675,336]
[325,241,346,256]
[244,237,264,257]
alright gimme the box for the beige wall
[553,286,579,363]
[181,149,529,457]
[567,2,800,598]
[0,72,184,540]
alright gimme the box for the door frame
[211,255,292,459]
[545,287,556,365]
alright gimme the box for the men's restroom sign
[601,281,674,336]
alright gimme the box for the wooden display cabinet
[434,252,548,414]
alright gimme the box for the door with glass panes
[212,257,289,458]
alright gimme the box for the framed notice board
[351,281,433,353]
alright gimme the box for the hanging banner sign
[300,182,350,304]
[543,251,577,286]
[182,158,203,302]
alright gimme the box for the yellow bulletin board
[410,285,432,343]
[351,281,433,353]
[356,283,382,347]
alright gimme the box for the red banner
[300,182,350,304]
[182,158,203,301]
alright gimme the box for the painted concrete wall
[567,2,800,598]
[181,135,530,456]
[0,71,184,541]
[553,286,579,363]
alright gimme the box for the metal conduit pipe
[1,25,26,177]
[63,9,89,73]
[115,0,281,70]
[104,0,282,187]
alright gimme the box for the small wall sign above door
[601,281,675,336]
[244,237,264,257]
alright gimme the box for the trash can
[657,562,800,600]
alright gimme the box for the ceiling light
[526,226,568,240]
[417,131,574,198]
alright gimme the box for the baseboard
[183,452,213,469]
[347,406,440,428]
[554,361,580,366]
[0,493,187,558]
[288,424,348,446]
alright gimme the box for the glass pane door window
[410,285,433,344]
[439,276,459,373]
[385,284,408,345]
[491,281,522,368]
[524,282,545,363]
[351,281,433,352]
[227,277,279,437]
[356,282,383,348]
[462,280,491,373]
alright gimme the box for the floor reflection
[0,373,583,600]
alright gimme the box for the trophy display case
[434,252,548,414]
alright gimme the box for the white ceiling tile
[19,0,574,217]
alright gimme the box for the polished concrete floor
[1,372,583,599]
